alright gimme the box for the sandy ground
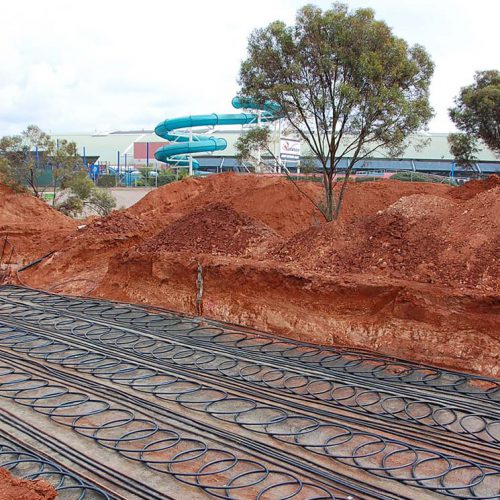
[109,187,155,209]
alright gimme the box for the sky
[1,0,498,135]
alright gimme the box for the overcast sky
[1,0,498,135]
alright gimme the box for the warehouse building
[51,130,500,177]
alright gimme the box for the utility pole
[116,151,120,187]
[124,153,128,186]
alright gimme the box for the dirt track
[2,173,499,376]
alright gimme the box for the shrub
[354,176,384,183]
[157,171,177,186]
[96,175,116,188]
[390,172,458,185]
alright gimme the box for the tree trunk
[323,170,334,222]
[333,165,355,220]
[30,168,39,197]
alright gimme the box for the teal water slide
[154,97,280,169]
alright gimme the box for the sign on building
[280,138,301,161]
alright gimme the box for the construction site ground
[0,285,498,499]
[0,173,498,498]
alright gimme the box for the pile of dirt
[440,186,500,289]
[128,173,324,238]
[141,202,281,257]
[336,179,452,220]
[70,211,149,250]
[0,467,56,500]
[23,175,453,289]
[21,210,151,294]
[450,174,500,200]
[385,194,453,219]
[0,183,76,263]
[128,173,456,236]
[275,181,499,291]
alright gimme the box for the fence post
[116,151,120,187]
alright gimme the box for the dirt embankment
[0,467,57,500]
[0,184,76,264]
[18,173,500,377]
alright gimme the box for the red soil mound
[336,179,452,220]
[141,202,281,257]
[0,467,56,500]
[276,185,499,291]
[0,183,76,263]
[128,173,323,237]
[450,174,500,200]
[71,210,149,250]
[128,173,454,236]
[20,210,150,294]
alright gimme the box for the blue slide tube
[154,97,280,168]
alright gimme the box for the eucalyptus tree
[238,3,434,220]
[448,70,500,167]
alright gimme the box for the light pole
[188,126,193,177]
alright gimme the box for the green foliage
[447,133,479,169]
[178,169,190,181]
[238,2,434,220]
[96,175,117,188]
[136,167,154,186]
[286,175,322,183]
[449,70,500,154]
[88,189,116,216]
[390,172,457,185]
[57,196,84,217]
[51,140,84,190]
[0,157,25,192]
[157,170,177,186]
[0,126,82,197]
[66,174,93,200]
[235,127,272,166]
[57,175,116,217]
[133,167,185,187]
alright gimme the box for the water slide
[154,97,280,169]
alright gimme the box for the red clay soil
[140,202,281,257]
[17,211,150,294]
[275,187,499,291]
[127,173,324,237]
[0,184,76,264]
[127,172,455,235]
[450,174,500,200]
[0,467,57,500]
[20,174,500,377]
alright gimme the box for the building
[51,130,500,177]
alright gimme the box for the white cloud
[1,0,498,134]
